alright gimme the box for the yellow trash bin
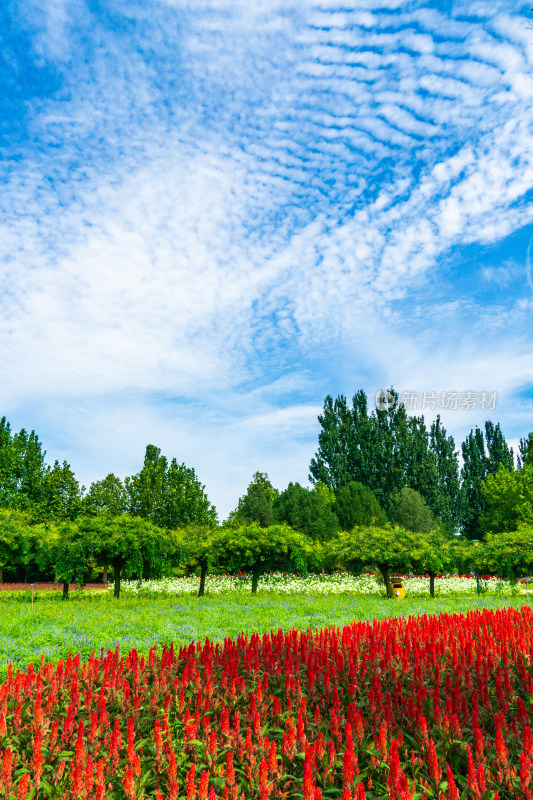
[391,578,405,599]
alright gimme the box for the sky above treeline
[1,0,532,519]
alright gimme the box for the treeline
[0,387,532,594]
[309,389,533,538]
[2,509,533,600]
[0,420,216,528]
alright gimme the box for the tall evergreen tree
[519,433,533,468]
[388,488,435,534]
[125,445,216,529]
[333,481,387,530]
[459,421,514,540]
[309,392,371,492]
[428,416,460,532]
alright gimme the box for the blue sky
[1,0,532,519]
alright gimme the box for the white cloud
[1,0,533,514]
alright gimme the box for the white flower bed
[116,571,519,597]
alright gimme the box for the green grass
[0,592,531,679]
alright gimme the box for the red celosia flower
[186,763,197,800]
[446,764,460,800]
[198,770,209,800]
[226,751,235,787]
[17,774,29,800]
[303,759,314,800]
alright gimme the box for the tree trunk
[379,566,392,598]
[321,565,325,576]
[103,565,108,584]
[114,562,121,599]
[0,566,3,584]
[430,572,435,598]
[62,581,69,600]
[251,569,260,595]
[198,561,208,597]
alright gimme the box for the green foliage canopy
[125,445,217,529]
[333,481,387,530]
[227,472,278,528]
[336,524,417,597]
[210,523,309,593]
[460,421,514,540]
[481,464,533,535]
[273,481,339,541]
[388,487,435,534]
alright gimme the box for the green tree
[53,521,91,599]
[409,529,456,597]
[336,524,416,598]
[388,488,435,534]
[125,445,217,529]
[210,523,308,594]
[0,509,32,583]
[519,433,533,468]
[480,464,533,535]
[38,460,83,521]
[474,524,533,581]
[333,482,387,530]
[428,416,461,532]
[83,473,128,516]
[175,525,216,597]
[309,391,375,492]
[459,422,514,539]
[309,391,459,524]
[0,417,47,510]
[227,472,278,528]
[273,481,339,542]
[78,514,176,599]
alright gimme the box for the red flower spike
[17,774,29,800]
[343,746,355,787]
[226,752,235,787]
[259,757,268,788]
[467,747,479,796]
[303,759,315,800]
[427,738,442,786]
[199,770,209,800]
[1,748,12,796]
[446,764,460,800]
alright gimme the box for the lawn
[0,590,530,679]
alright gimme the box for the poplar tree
[519,433,533,468]
[125,445,217,529]
[0,417,47,509]
[309,390,460,528]
[459,421,514,540]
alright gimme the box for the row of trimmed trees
[2,505,532,599]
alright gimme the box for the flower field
[2,607,533,799]
[117,572,518,598]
